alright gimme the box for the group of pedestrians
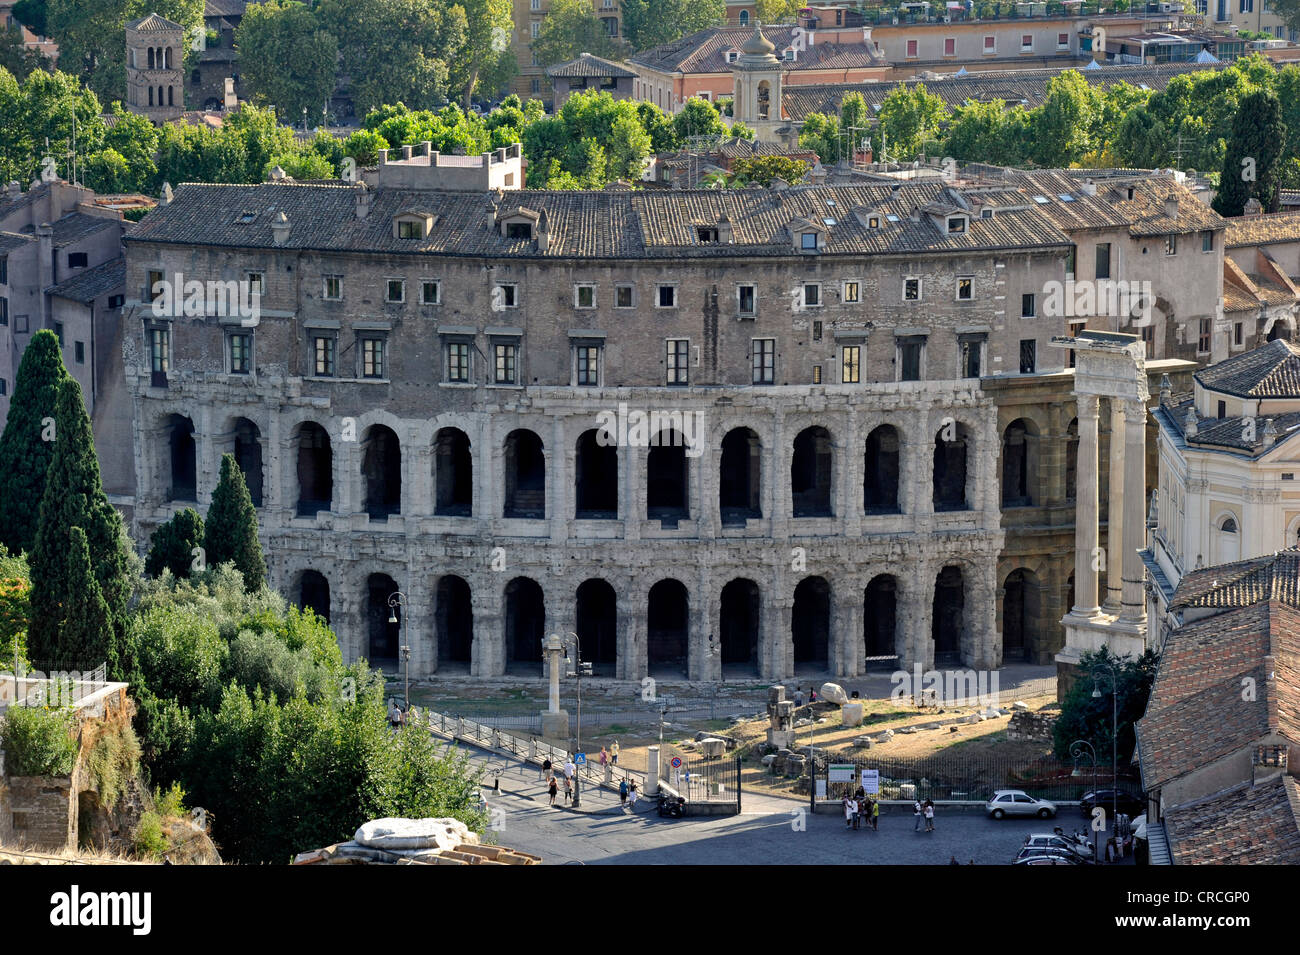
[842,788,881,830]
[617,778,639,810]
[542,753,580,806]
[913,799,937,832]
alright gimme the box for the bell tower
[126,13,185,123]
[731,23,784,142]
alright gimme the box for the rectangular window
[323,275,342,300]
[983,35,995,53]
[74,341,85,364]
[657,285,677,308]
[0,379,5,396]
[1234,322,1243,346]
[1165,234,1177,256]
[813,320,823,342]
[385,279,405,303]
[496,284,518,308]
[575,284,596,308]
[421,280,440,305]
[738,284,756,314]
[108,294,124,309]
[575,344,601,386]
[530,20,540,37]
[956,276,973,301]
[0,255,7,285]
[752,338,775,385]
[313,336,336,376]
[615,284,635,308]
[246,271,264,296]
[51,321,63,345]
[67,252,87,269]
[361,337,386,378]
[1198,318,1211,353]
[1141,322,1155,351]
[906,39,918,57]
[944,37,955,56]
[843,281,860,303]
[1022,293,1036,318]
[898,338,924,382]
[1202,231,1214,253]
[531,0,539,8]
[1095,243,1111,280]
[1019,338,1036,374]
[812,364,822,384]
[229,332,251,374]
[666,339,689,385]
[803,283,821,307]
[960,337,984,378]
[505,222,532,239]
[446,341,470,383]
[149,326,170,374]
[1021,34,1033,51]
[1057,32,1069,49]
[801,232,818,250]
[1065,246,1076,277]
[903,277,922,301]
[0,297,6,325]
[494,342,518,385]
[947,216,966,234]
[1217,400,1226,418]
[841,345,861,384]
[697,226,719,243]
[148,269,164,303]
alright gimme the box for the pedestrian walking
[924,799,935,832]
[794,689,804,707]
[844,797,856,829]
[610,740,620,765]
[619,779,629,807]
[810,688,818,703]
[871,797,880,831]
[628,781,638,809]
[548,777,558,806]
[563,774,572,799]
[599,746,609,769]
[913,799,924,831]
[541,756,552,781]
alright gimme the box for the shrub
[1,706,77,776]
[133,811,168,858]
[84,720,142,810]
[154,782,187,818]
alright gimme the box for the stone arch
[504,577,545,672]
[719,578,760,675]
[1001,568,1041,663]
[435,575,473,670]
[1214,511,1241,565]
[1001,417,1040,508]
[933,422,972,511]
[576,578,618,674]
[932,565,965,665]
[164,413,196,502]
[365,573,401,664]
[361,424,401,519]
[739,8,750,24]
[647,430,689,523]
[757,79,771,120]
[719,427,762,524]
[295,421,333,516]
[433,427,472,516]
[575,429,618,519]
[792,576,831,669]
[148,47,155,68]
[864,574,898,668]
[504,429,546,519]
[294,569,331,624]
[222,416,264,507]
[791,425,834,517]
[647,579,689,677]
[864,424,901,514]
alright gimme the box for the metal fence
[0,663,109,715]
[430,696,770,735]
[659,744,742,811]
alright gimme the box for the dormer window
[394,212,435,239]
[868,216,880,228]
[398,220,422,239]
[235,211,257,224]
[697,226,719,244]
[947,215,967,234]
[801,232,818,250]
[725,49,739,63]
[506,222,533,240]
[783,48,795,60]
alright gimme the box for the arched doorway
[932,566,964,666]
[1001,419,1037,507]
[719,428,761,525]
[576,579,617,675]
[575,430,618,519]
[864,425,900,513]
[933,424,970,511]
[1002,569,1040,663]
[792,576,831,670]
[366,573,401,664]
[296,570,330,624]
[647,579,689,677]
[719,578,760,676]
[166,414,196,502]
[434,428,472,516]
[504,430,546,518]
[296,422,333,516]
[791,426,833,517]
[864,575,897,669]
[232,418,263,507]
[647,431,689,524]
[435,575,473,670]
[361,425,401,519]
[504,577,545,673]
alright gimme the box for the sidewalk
[471,745,655,816]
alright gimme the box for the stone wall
[1006,708,1057,742]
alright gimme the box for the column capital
[1077,393,1100,418]
[1123,399,1149,426]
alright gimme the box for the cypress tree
[205,453,266,591]
[144,508,206,579]
[0,330,68,553]
[53,527,112,670]
[1214,90,1286,217]
[28,378,133,674]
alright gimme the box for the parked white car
[986,789,1057,820]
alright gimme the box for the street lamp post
[1091,659,1121,850]
[387,592,410,710]
[1070,739,1099,862]
[554,631,589,807]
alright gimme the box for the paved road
[464,745,1126,866]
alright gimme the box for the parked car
[1014,846,1086,864]
[1079,789,1145,818]
[1023,832,1092,860]
[1013,855,1075,865]
[987,789,1057,819]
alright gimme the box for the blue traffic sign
[575,752,586,765]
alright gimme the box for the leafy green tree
[1027,70,1100,167]
[0,66,26,184]
[728,154,810,186]
[1268,0,1300,35]
[943,98,1011,163]
[797,110,842,163]
[1214,89,1286,216]
[0,547,31,671]
[635,100,677,152]
[0,24,49,81]
[530,0,621,67]
[0,705,77,776]
[523,90,652,187]
[82,146,132,193]
[877,83,949,161]
[12,0,48,37]
[234,0,338,123]
[754,0,802,23]
[1052,647,1158,768]
[671,96,727,143]
[204,453,266,592]
[453,0,514,106]
[0,330,67,554]
[100,103,160,192]
[622,0,725,52]
[27,377,134,675]
[318,0,467,115]
[52,526,113,669]
[144,508,205,579]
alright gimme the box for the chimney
[1080,178,1097,197]
[1159,373,1172,405]
[486,199,498,229]
[159,182,174,206]
[6,181,18,200]
[271,211,291,246]
[37,223,53,326]
[1164,195,1179,219]
[1184,406,1198,437]
[355,182,373,220]
[268,165,287,181]
[1263,417,1277,449]
[536,210,550,252]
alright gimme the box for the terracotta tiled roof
[1196,338,1300,399]
[1170,550,1300,612]
[781,62,1228,121]
[1225,210,1300,249]
[546,54,637,79]
[204,0,247,18]
[630,24,883,74]
[126,13,183,32]
[1165,775,1300,865]
[46,257,125,303]
[1137,600,1300,792]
